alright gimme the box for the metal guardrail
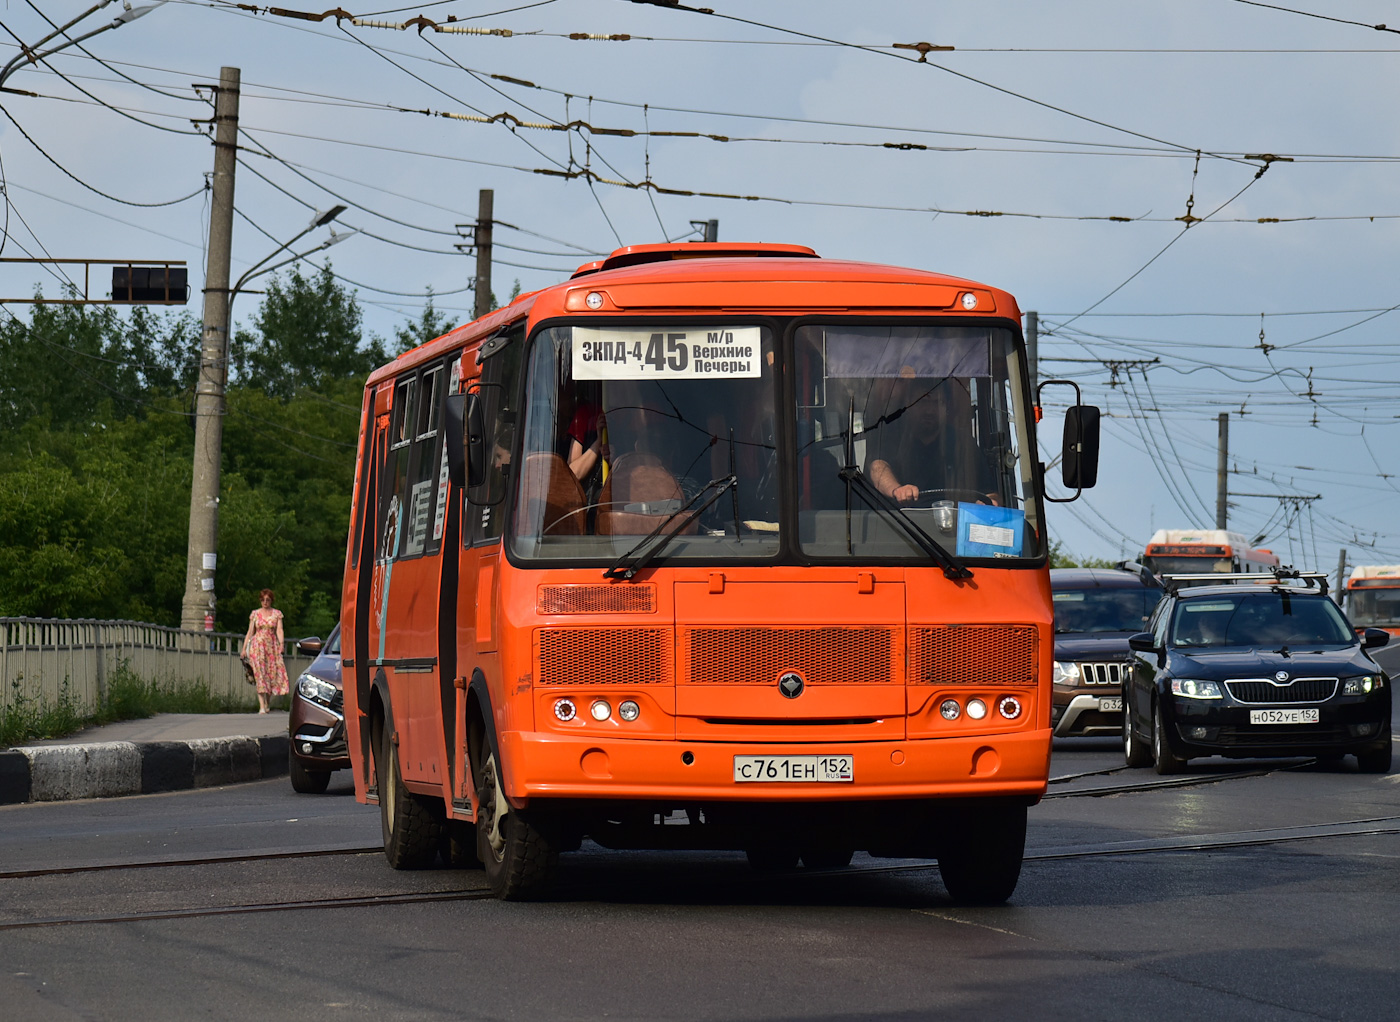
[0,617,314,715]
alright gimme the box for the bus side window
[400,363,446,559]
[380,375,416,562]
[469,323,526,545]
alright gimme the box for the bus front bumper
[500,729,1052,803]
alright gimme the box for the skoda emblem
[1274,670,1289,682]
[778,672,805,699]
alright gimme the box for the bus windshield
[511,323,781,561]
[1146,555,1233,576]
[509,321,1041,565]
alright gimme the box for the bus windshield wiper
[603,474,738,581]
[837,465,973,581]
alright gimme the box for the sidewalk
[1,712,291,805]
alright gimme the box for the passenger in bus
[867,377,1000,505]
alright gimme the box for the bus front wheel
[936,803,1026,905]
[377,720,443,869]
[475,748,559,899]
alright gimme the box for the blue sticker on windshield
[956,503,1025,558]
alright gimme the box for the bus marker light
[619,699,640,721]
[960,292,978,310]
[966,698,988,720]
[585,291,604,310]
[554,698,577,722]
[998,696,1023,720]
[591,699,612,721]
[939,699,961,720]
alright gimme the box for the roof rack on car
[1159,566,1329,596]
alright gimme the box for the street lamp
[0,1,169,92]
[178,203,358,634]
[226,205,355,320]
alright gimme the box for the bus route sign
[572,326,763,380]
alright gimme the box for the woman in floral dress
[243,589,289,713]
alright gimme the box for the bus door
[458,324,526,802]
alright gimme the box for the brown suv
[1052,566,1162,737]
[288,624,348,793]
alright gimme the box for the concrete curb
[0,735,289,805]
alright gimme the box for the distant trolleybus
[340,242,1100,903]
[1142,529,1278,580]
[1344,565,1400,635]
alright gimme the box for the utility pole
[1025,310,1038,394]
[180,66,239,634]
[473,188,493,321]
[1216,412,1229,530]
[689,218,718,242]
[1336,548,1349,606]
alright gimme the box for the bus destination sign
[572,326,762,380]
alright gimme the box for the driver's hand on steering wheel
[892,483,920,504]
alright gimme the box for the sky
[2,0,1399,574]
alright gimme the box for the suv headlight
[1052,661,1082,686]
[1170,678,1222,699]
[1343,675,1382,695]
[297,673,337,706]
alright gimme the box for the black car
[1124,571,1392,774]
[288,624,348,793]
[1051,564,1163,737]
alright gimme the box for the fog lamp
[553,698,577,722]
[590,699,612,721]
[939,699,962,720]
[1349,722,1378,737]
[966,698,988,720]
[619,699,640,721]
[997,696,1022,720]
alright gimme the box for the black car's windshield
[1170,592,1354,648]
[1053,588,1162,633]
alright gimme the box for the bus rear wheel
[377,720,443,869]
[936,803,1026,905]
[475,748,559,899]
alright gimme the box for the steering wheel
[914,487,991,504]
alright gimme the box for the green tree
[231,264,387,397]
[393,289,454,355]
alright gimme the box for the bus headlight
[939,699,962,720]
[618,700,640,721]
[590,699,612,721]
[966,698,988,720]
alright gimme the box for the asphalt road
[2,740,1397,1022]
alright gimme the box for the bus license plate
[1249,708,1320,725]
[733,755,853,783]
[1099,697,1122,712]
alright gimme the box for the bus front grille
[682,626,897,685]
[908,624,1038,686]
[537,627,672,685]
[537,583,657,615]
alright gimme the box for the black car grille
[1078,661,1126,685]
[1212,724,1351,746]
[1224,678,1336,704]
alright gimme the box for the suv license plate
[1249,708,1320,725]
[1098,697,1122,712]
[734,755,853,783]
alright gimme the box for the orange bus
[341,242,1100,903]
[1142,529,1279,580]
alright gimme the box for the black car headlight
[1342,675,1382,695]
[297,673,337,706]
[1170,678,1222,699]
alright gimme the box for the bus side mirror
[1062,405,1100,490]
[466,392,487,489]
[444,393,466,488]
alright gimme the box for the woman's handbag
[241,655,256,686]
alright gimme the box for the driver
[867,377,1000,505]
